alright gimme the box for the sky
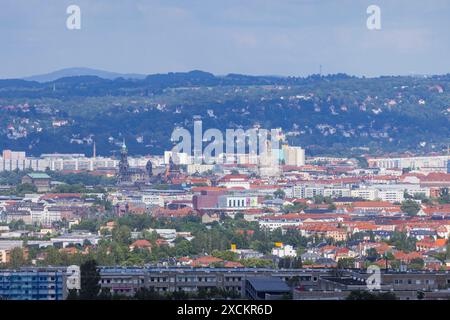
[1,0,450,78]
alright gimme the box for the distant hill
[23,67,147,82]
[0,70,449,157]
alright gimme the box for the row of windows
[228,199,247,207]
[0,276,57,281]
[0,294,59,299]
[177,277,216,283]
[0,285,59,290]
[103,276,231,284]
[101,278,143,284]
[393,279,435,285]
[224,277,242,282]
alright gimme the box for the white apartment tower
[283,145,305,167]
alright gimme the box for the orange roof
[417,238,447,248]
[224,261,244,268]
[300,223,345,233]
[59,247,78,254]
[262,213,303,220]
[152,206,195,217]
[250,184,280,189]
[41,193,82,199]
[191,186,226,192]
[194,256,223,263]
[366,175,398,180]
[130,240,152,248]
[421,173,450,182]
[393,251,423,262]
[192,256,224,266]
[353,201,398,208]
[219,174,249,181]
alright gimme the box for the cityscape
[0,0,449,311]
[1,140,450,300]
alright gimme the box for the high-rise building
[2,150,26,160]
[282,145,305,166]
[0,268,67,300]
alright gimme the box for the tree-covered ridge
[0,71,449,156]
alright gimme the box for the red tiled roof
[224,261,244,268]
[40,193,82,199]
[191,187,226,192]
[192,256,223,266]
[352,201,398,208]
[130,240,152,248]
[420,173,450,182]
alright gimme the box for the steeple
[117,139,131,185]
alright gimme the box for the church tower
[117,139,131,184]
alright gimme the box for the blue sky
[1,0,449,78]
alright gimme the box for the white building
[368,155,450,171]
[377,190,404,203]
[186,164,214,175]
[258,215,303,231]
[291,185,351,199]
[283,145,305,166]
[141,194,165,207]
[271,245,297,258]
[351,184,431,203]
[351,188,379,201]
[218,195,259,210]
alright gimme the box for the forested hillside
[0,71,449,156]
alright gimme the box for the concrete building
[283,145,305,167]
[368,155,450,172]
[50,232,101,248]
[293,269,450,300]
[0,149,162,173]
[291,185,351,199]
[0,241,24,264]
[218,195,259,210]
[98,267,332,297]
[186,164,214,175]
[0,268,67,300]
[245,277,290,300]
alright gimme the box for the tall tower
[117,139,131,184]
[146,160,153,179]
[258,137,281,178]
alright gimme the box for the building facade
[0,268,67,300]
